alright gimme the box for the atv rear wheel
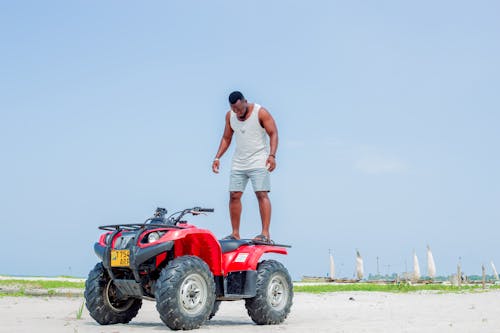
[84,263,142,325]
[245,260,293,325]
[155,256,216,330]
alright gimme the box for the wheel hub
[105,280,135,312]
[267,275,288,311]
[180,273,207,314]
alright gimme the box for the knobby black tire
[155,256,216,330]
[245,260,293,325]
[84,263,142,325]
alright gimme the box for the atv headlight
[147,232,161,243]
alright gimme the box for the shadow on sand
[84,318,255,330]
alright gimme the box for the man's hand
[212,159,220,173]
[266,155,276,172]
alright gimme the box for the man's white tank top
[229,104,269,170]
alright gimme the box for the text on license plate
[111,249,130,267]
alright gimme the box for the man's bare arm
[259,108,278,172]
[212,112,234,173]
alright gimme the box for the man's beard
[238,107,248,120]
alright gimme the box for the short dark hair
[228,91,244,104]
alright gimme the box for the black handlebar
[195,207,214,213]
[157,206,215,225]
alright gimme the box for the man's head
[228,91,248,119]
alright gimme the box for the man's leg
[229,191,243,239]
[228,169,249,240]
[249,169,272,240]
[255,191,271,239]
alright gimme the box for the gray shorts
[229,168,271,192]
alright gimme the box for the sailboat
[356,250,364,280]
[413,251,421,281]
[491,261,499,281]
[329,252,335,281]
[427,245,436,279]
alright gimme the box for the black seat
[218,239,252,253]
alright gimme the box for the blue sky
[1,1,499,280]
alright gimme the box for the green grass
[0,279,85,289]
[294,283,500,293]
[76,301,85,319]
[0,279,85,297]
[1,278,499,297]
[0,290,26,297]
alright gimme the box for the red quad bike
[84,207,293,330]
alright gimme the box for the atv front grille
[113,233,136,249]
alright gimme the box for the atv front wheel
[84,263,142,324]
[155,256,216,330]
[245,260,293,325]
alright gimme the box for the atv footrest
[113,279,144,298]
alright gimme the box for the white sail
[356,250,364,280]
[427,245,436,278]
[413,251,421,281]
[329,253,335,280]
[491,261,499,281]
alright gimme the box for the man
[212,91,278,243]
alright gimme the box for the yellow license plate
[111,249,130,267]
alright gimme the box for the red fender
[135,226,223,276]
[170,229,223,276]
[222,245,288,274]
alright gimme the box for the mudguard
[161,226,223,276]
[222,244,288,274]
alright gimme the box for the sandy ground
[2,291,500,333]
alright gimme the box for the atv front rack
[98,223,185,231]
